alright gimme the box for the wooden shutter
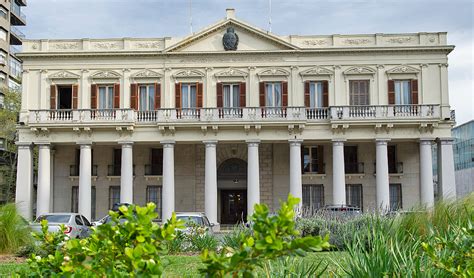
[175,83,181,109]
[113,83,120,108]
[216,82,223,107]
[197,82,203,108]
[304,81,310,107]
[259,82,265,107]
[317,145,324,174]
[240,82,246,107]
[50,85,57,109]
[72,84,79,109]
[154,83,161,110]
[388,80,395,105]
[130,83,138,110]
[322,81,329,107]
[411,80,418,104]
[90,84,97,109]
[282,81,288,107]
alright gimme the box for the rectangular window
[109,186,120,210]
[346,184,363,208]
[309,81,324,108]
[389,184,402,211]
[181,83,197,108]
[388,145,397,174]
[139,84,155,111]
[57,85,72,109]
[146,186,162,218]
[344,146,359,174]
[223,84,240,108]
[349,80,370,105]
[265,82,282,107]
[394,80,412,105]
[72,186,96,220]
[0,6,7,18]
[0,51,6,65]
[302,146,324,174]
[98,85,114,109]
[9,58,22,78]
[0,28,6,41]
[302,184,324,210]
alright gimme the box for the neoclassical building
[15,9,456,225]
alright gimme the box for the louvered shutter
[154,83,161,110]
[411,80,418,104]
[113,83,120,108]
[240,82,246,107]
[175,83,181,109]
[259,82,265,107]
[304,81,310,107]
[388,80,395,105]
[322,81,329,107]
[282,81,288,107]
[90,84,97,109]
[197,82,203,108]
[130,83,138,110]
[50,85,57,109]
[72,84,79,109]
[216,82,223,107]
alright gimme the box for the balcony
[345,162,364,174]
[27,105,441,127]
[144,164,163,176]
[302,163,326,175]
[107,164,135,177]
[69,165,98,177]
[373,162,404,175]
[10,1,26,26]
[10,26,25,45]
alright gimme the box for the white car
[31,213,92,239]
[175,212,215,234]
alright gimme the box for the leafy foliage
[200,195,330,277]
[262,256,328,278]
[0,203,32,253]
[21,203,183,277]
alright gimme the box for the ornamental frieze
[49,70,80,79]
[134,41,162,49]
[50,42,80,50]
[92,42,121,50]
[386,37,415,44]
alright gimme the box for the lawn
[0,252,346,277]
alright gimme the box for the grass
[0,252,346,277]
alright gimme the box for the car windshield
[176,216,203,226]
[35,215,71,223]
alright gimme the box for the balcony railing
[107,165,135,176]
[145,164,163,176]
[27,105,440,125]
[69,165,98,176]
[10,1,26,22]
[10,26,25,39]
[302,163,326,174]
[373,162,404,174]
[345,162,364,174]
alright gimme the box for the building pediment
[343,66,376,75]
[165,18,298,53]
[215,68,247,78]
[90,70,121,79]
[386,65,420,74]
[299,66,334,77]
[132,69,162,79]
[49,70,80,79]
[257,68,290,77]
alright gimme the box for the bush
[262,256,327,278]
[0,203,33,253]
[220,224,252,249]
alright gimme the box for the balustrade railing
[136,110,157,122]
[306,108,329,120]
[345,162,365,174]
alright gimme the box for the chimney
[226,8,235,19]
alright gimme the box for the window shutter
[259,82,265,107]
[304,81,310,107]
[318,145,324,174]
[388,80,395,105]
[113,83,120,108]
[130,83,138,110]
[50,85,57,109]
[411,80,418,104]
[322,81,329,107]
[90,84,97,109]
[72,84,79,109]
[175,83,181,109]
[216,82,223,107]
[282,81,288,107]
[240,82,246,107]
[197,82,203,108]
[154,83,161,110]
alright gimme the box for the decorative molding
[132,69,162,79]
[173,69,205,79]
[214,68,248,78]
[343,66,376,75]
[133,41,161,49]
[386,37,414,44]
[50,42,80,50]
[92,42,120,50]
[386,65,420,74]
[301,39,328,46]
[342,38,372,45]
[257,68,290,77]
[49,70,80,79]
[299,66,334,77]
[90,70,122,79]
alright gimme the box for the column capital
[76,140,93,146]
[37,142,51,149]
[437,137,454,145]
[375,138,391,145]
[16,142,32,149]
[118,141,134,146]
[288,139,303,146]
[419,138,434,145]
[332,139,346,146]
[203,140,218,146]
[246,139,260,147]
[161,140,176,148]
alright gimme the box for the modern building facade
[452,120,473,197]
[15,9,457,224]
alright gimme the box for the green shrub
[200,195,330,277]
[262,256,327,278]
[188,233,218,252]
[0,203,33,253]
[220,224,252,249]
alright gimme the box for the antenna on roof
[268,0,272,32]
[189,0,193,34]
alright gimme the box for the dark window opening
[58,86,72,109]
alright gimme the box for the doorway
[220,189,247,224]
[217,158,247,224]
[58,86,72,109]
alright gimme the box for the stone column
[123,69,131,108]
[78,143,92,221]
[247,140,260,217]
[439,63,450,119]
[289,139,303,209]
[119,142,134,204]
[419,139,434,207]
[15,142,34,220]
[204,141,218,225]
[437,138,456,199]
[375,139,390,211]
[161,140,175,220]
[36,143,51,217]
[49,149,55,212]
[332,139,346,205]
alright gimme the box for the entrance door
[221,189,247,224]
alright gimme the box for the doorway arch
[217,158,247,224]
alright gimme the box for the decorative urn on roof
[223,27,239,51]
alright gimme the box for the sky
[21,0,473,125]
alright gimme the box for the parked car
[175,212,215,234]
[31,213,92,239]
[93,203,133,226]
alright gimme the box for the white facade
[15,9,456,223]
